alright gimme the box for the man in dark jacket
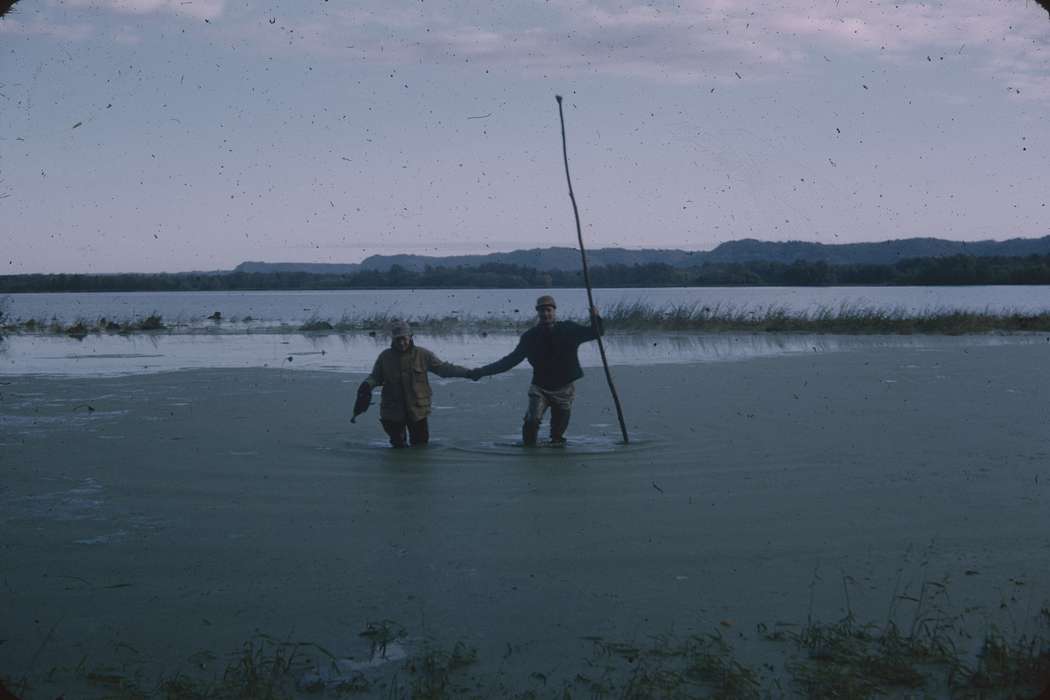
[470,294,602,446]
[354,320,473,447]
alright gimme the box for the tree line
[4,254,1050,292]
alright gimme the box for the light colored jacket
[365,343,469,422]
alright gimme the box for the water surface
[2,330,1042,377]
[6,285,1050,329]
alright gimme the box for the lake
[4,286,1050,328]
[2,327,1044,377]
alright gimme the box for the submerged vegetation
[2,313,168,338]
[6,302,1050,338]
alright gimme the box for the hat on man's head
[390,320,412,339]
[535,294,557,310]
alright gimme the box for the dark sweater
[478,318,603,390]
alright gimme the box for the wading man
[354,320,473,448]
[469,295,603,445]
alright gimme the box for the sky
[1,0,1049,274]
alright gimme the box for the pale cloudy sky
[1,0,1048,273]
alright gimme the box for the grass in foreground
[5,592,1048,699]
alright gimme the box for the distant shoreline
[6,251,1050,292]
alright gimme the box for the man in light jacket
[354,320,473,448]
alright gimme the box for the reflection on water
[1,331,1043,377]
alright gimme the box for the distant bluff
[235,235,1050,274]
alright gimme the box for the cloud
[0,16,93,40]
[62,0,225,21]
[239,0,1044,94]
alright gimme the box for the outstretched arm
[571,306,603,342]
[473,337,528,378]
[425,350,472,379]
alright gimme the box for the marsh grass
[761,575,1050,699]
[966,610,1050,695]
[571,631,764,699]
[602,300,1050,334]
[400,641,479,699]
[7,301,1050,337]
[3,313,169,337]
[61,634,341,699]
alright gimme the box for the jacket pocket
[412,368,432,401]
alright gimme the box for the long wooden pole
[555,95,630,445]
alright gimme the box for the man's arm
[572,306,604,341]
[352,355,384,422]
[363,355,385,388]
[424,349,471,379]
[473,336,529,378]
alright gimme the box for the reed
[601,300,1050,334]
[7,303,1050,336]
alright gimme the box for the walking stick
[555,95,630,444]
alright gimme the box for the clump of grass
[403,640,479,699]
[65,320,90,338]
[218,635,313,699]
[762,574,1050,699]
[574,631,764,699]
[964,612,1050,694]
[5,313,169,336]
[299,317,335,331]
[359,619,405,660]
[134,313,165,331]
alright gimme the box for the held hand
[466,368,484,381]
[589,305,600,320]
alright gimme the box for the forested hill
[236,235,1050,274]
[6,237,1050,293]
[234,247,702,275]
[10,253,1050,293]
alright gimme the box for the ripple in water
[335,432,659,456]
[447,432,659,456]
